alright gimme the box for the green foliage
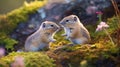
[1,38,18,51]
[0,52,56,67]
[0,33,18,50]
[85,16,120,43]
[0,0,47,50]
[107,16,119,33]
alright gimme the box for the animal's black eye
[66,20,69,22]
[51,25,54,27]
[42,23,46,28]
[74,17,77,21]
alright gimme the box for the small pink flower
[0,48,5,58]
[100,22,109,28]
[15,56,24,63]
[96,21,109,32]
[96,11,103,15]
[11,56,25,67]
[96,25,103,31]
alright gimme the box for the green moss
[85,16,120,43]
[6,0,47,32]
[0,52,56,67]
[0,33,18,50]
[107,16,119,33]
[50,41,119,67]
[50,30,71,50]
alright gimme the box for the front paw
[50,39,56,42]
[65,37,69,40]
[62,34,67,36]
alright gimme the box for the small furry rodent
[60,15,91,44]
[25,21,60,51]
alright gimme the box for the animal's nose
[57,26,60,29]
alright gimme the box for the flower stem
[98,14,102,23]
[104,28,115,46]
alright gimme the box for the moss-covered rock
[48,41,119,67]
[0,0,47,50]
[0,52,56,67]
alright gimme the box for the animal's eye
[51,25,54,27]
[42,23,46,28]
[66,20,69,22]
[74,17,77,21]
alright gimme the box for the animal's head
[41,21,60,33]
[59,15,80,27]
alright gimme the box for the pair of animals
[25,15,91,51]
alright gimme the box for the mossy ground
[0,52,55,67]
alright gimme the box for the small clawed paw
[65,37,69,40]
[50,39,56,42]
[62,34,67,36]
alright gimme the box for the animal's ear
[73,16,77,21]
[42,23,46,28]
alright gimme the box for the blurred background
[0,0,44,14]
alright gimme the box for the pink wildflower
[0,48,5,58]
[96,21,109,32]
[11,56,25,67]
[100,22,109,28]
[96,11,103,15]
[96,25,103,31]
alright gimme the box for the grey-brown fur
[25,21,60,51]
[60,15,91,44]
